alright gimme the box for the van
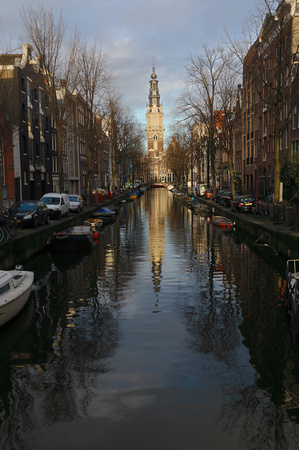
[40,193,70,219]
[198,184,207,197]
[192,184,207,197]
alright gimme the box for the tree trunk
[56,127,64,194]
[274,127,280,203]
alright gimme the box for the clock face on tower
[152,106,157,113]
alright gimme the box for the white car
[69,195,84,213]
[40,193,70,219]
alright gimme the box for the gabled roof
[0,54,22,65]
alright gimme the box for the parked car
[40,193,70,219]
[69,194,84,213]
[231,195,256,213]
[7,200,50,228]
[221,191,240,207]
[203,188,213,199]
[215,190,226,204]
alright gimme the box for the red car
[204,189,213,199]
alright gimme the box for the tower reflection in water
[148,189,166,313]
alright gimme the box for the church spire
[148,59,160,108]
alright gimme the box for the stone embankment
[0,193,128,270]
[200,197,299,260]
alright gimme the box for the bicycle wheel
[0,227,9,242]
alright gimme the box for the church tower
[146,62,165,182]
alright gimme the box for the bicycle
[0,208,22,242]
[0,225,9,242]
[253,201,268,216]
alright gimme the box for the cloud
[1,0,258,135]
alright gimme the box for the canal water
[1,188,299,449]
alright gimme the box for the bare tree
[117,111,145,185]
[21,5,82,193]
[75,37,110,201]
[224,0,299,204]
[164,124,192,184]
[217,67,240,198]
[179,45,228,194]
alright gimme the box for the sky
[1,0,258,142]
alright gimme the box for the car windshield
[42,197,60,205]
[13,202,35,212]
[69,196,79,202]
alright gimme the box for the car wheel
[58,211,62,220]
[45,214,50,225]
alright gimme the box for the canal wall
[2,190,299,270]
[205,201,299,260]
[0,193,129,270]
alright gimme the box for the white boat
[0,266,34,327]
[286,259,299,320]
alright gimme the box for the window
[40,143,45,164]
[39,114,44,138]
[27,107,32,134]
[26,80,31,104]
[292,139,299,154]
[264,137,267,158]
[22,136,27,155]
[0,283,10,295]
[21,103,26,122]
[293,106,298,129]
[52,155,58,174]
[29,139,34,165]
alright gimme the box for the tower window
[154,135,158,140]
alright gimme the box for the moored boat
[48,225,96,251]
[0,266,34,327]
[286,259,299,320]
[128,190,141,201]
[84,217,104,231]
[150,183,165,188]
[93,206,116,220]
[211,216,234,229]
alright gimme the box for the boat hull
[286,260,299,320]
[212,216,233,229]
[151,183,165,188]
[49,226,96,251]
[93,207,116,220]
[0,270,34,327]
